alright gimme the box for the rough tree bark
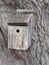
[0,0,49,65]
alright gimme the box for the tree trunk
[0,0,49,65]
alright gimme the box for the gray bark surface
[0,0,49,65]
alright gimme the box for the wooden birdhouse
[8,11,33,50]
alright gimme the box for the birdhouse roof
[8,13,33,24]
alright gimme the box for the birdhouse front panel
[8,25,29,50]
